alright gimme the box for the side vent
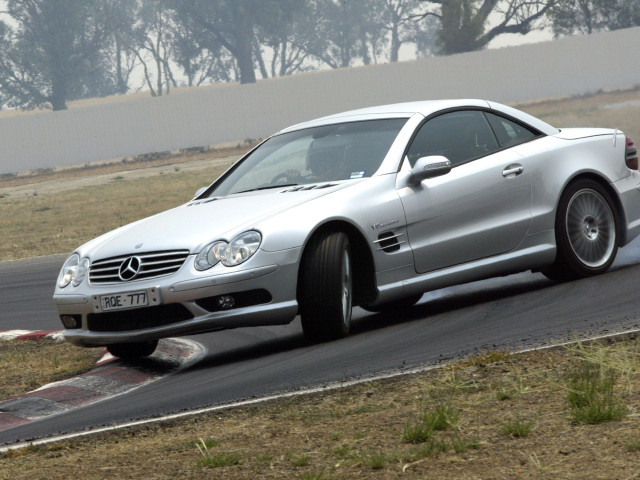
[374,231,404,253]
[626,136,638,170]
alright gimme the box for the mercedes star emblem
[118,256,141,281]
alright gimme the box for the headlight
[195,231,262,271]
[223,231,262,266]
[195,241,227,271]
[57,254,90,288]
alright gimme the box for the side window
[485,112,538,147]
[406,110,499,168]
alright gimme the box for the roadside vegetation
[1,335,639,479]
[1,89,640,478]
[0,339,103,400]
[0,146,245,261]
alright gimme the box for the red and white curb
[0,330,65,342]
[0,334,205,432]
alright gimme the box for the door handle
[502,165,524,177]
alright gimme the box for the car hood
[82,183,354,260]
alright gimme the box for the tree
[0,0,114,110]
[103,0,142,94]
[382,0,437,62]
[171,0,262,84]
[130,0,176,96]
[253,0,316,78]
[549,0,640,37]
[416,0,551,55]
[408,11,439,58]
[301,0,386,69]
[168,4,235,85]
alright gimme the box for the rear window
[485,112,539,147]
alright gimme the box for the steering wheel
[270,172,289,184]
[270,171,311,185]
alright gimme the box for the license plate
[99,291,148,311]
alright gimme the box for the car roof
[279,99,558,136]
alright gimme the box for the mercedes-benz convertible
[54,99,640,358]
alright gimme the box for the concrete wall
[1,26,640,175]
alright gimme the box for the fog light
[216,295,236,310]
[60,315,81,329]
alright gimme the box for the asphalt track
[1,241,640,446]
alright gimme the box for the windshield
[207,118,408,197]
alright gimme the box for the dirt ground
[1,336,639,480]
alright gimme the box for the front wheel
[299,231,353,342]
[543,179,618,282]
[107,340,158,360]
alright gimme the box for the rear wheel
[543,179,618,282]
[107,340,158,360]
[299,231,353,342]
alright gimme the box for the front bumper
[54,249,301,347]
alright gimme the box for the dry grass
[0,150,239,261]
[518,86,640,141]
[1,336,639,479]
[0,340,103,400]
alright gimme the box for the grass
[196,446,242,468]
[400,403,460,443]
[0,339,103,399]
[564,344,631,424]
[289,453,311,467]
[450,433,482,453]
[520,86,640,141]
[501,412,536,438]
[0,148,241,261]
[194,437,240,468]
[299,472,342,480]
[626,436,640,452]
[1,335,640,479]
[401,417,434,444]
[358,451,391,469]
[422,403,460,430]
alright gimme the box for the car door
[398,109,533,274]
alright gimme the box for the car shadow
[186,273,559,373]
[188,332,307,372]
[350,275,556,335]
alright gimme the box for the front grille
[89,250,190,284]
[87,304,194,332]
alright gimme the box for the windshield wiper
[236,184,298,194]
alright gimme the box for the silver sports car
[54,99,640,358]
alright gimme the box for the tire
[542,179,618,282]
[107,340,158,360]
[361,293,423,313]
[299,231,353,342]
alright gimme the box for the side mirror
[193,187,208,199]
[408,156,451,185]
